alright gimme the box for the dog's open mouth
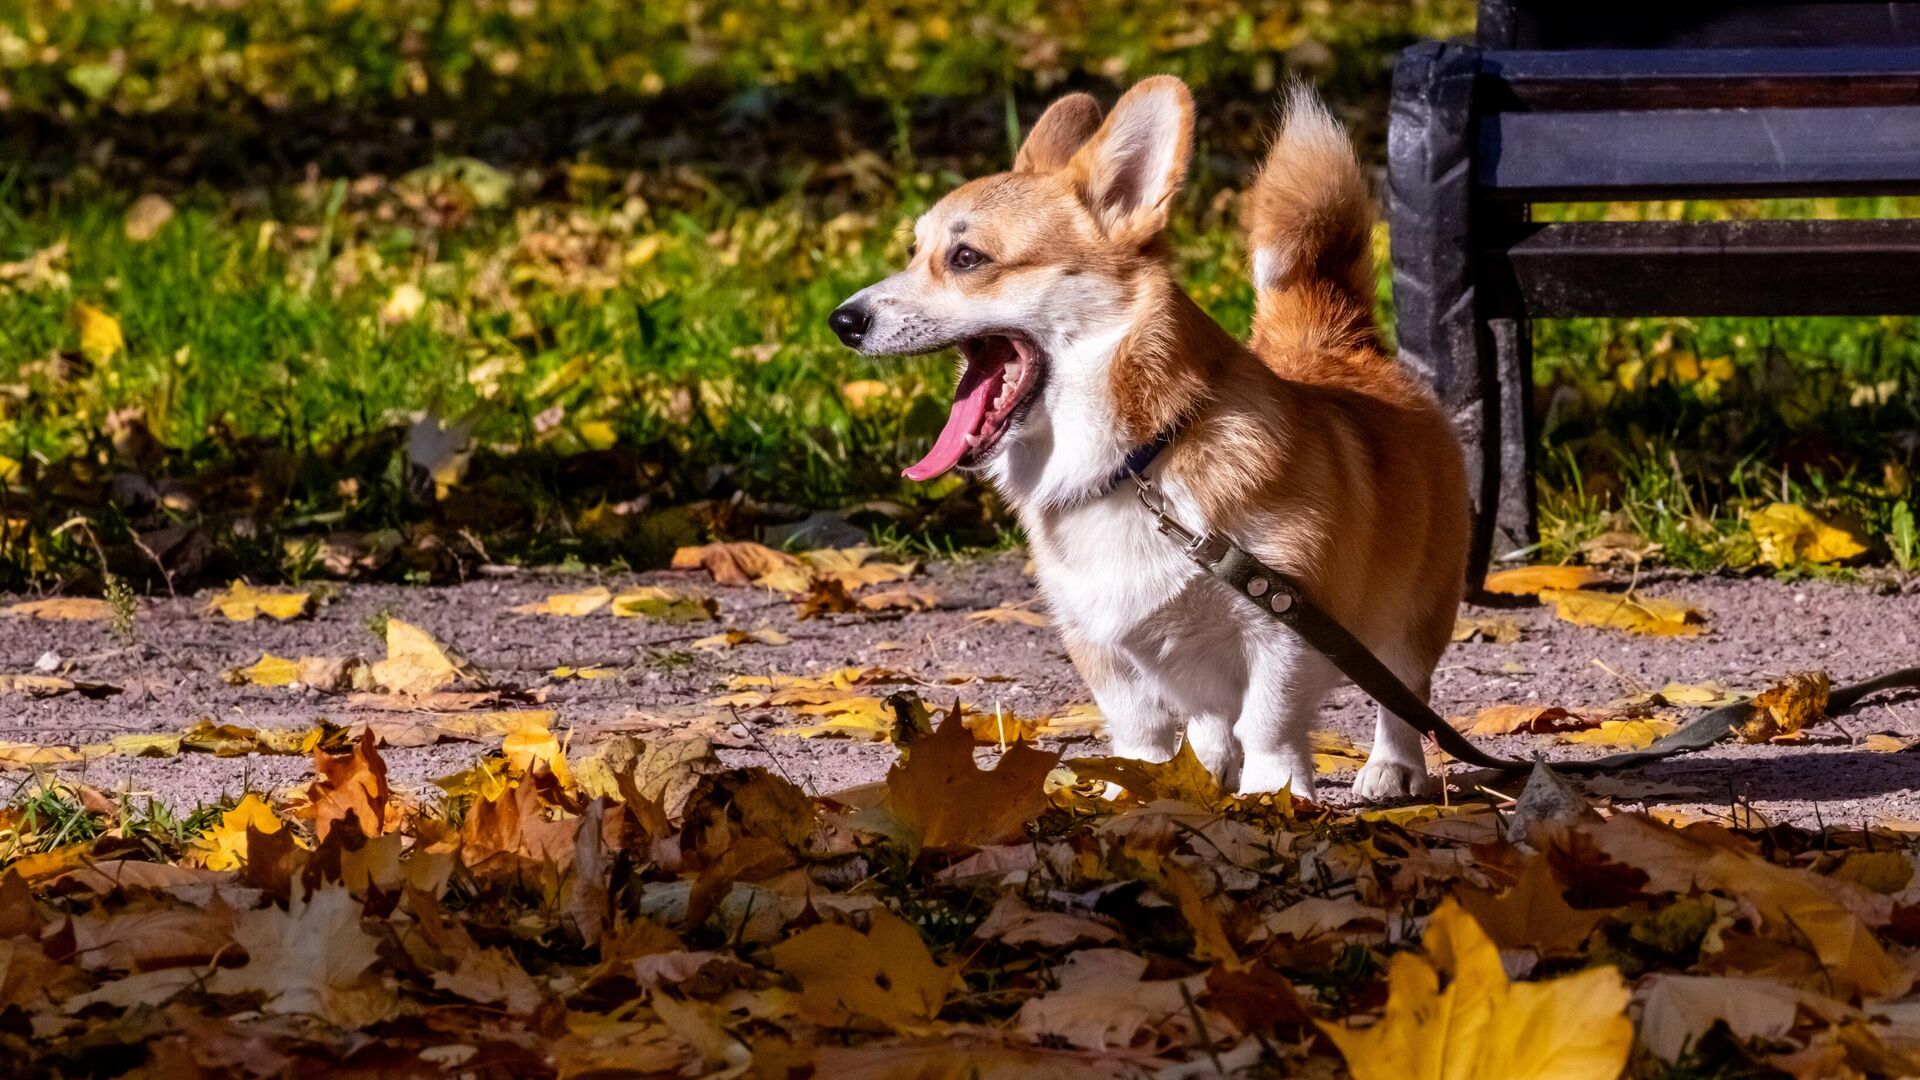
[903,335,1043,482]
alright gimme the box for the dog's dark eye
[948,245,988,272]
[906,241,917,260]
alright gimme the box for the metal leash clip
[1129,472,1229,568]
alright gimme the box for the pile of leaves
[10,699,1920,1078]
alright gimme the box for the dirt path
[5,554,1919,825]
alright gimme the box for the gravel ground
[4,553,1918,826]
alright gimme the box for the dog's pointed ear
[1064,76,1193,243]
[1014,93,1103,174]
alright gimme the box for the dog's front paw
[1351,761,1438,800]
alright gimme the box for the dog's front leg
[1232,636,1335,799]
[1065,638,1180,763]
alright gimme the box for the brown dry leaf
[1013,949,1215,1052]
[1739,671,1830,742]
[767,908,958,1031]
[867,707,1058,853]
[306,729,391,843]
[691,627,791,651]
[967,604,1048,627]
[1451,616,1521,644]
[858,587,941,613]
[368,618,471,695]
[205,580,312,622]
[2,597,112,621]
[1318,900,1632,1080]
[510,585,611,616]
[0,674,119,699]
[0,742,91,768]
[1539,588,1707,637]
[1637,975,1808,1063]
[609,586,717,622]
[207,885,395,1028]
[1482,565,1610,596]
[1578,530,1662,566]
[1559,718,1679,749]
[670,542,802,586]
[1456,856,1606,955]
[1454,704,1587,737]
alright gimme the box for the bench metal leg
[1387,41,1504,588]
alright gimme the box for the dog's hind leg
[1352,640,1441,799]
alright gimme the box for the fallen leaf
[1451,616,1521,644]
[1739,671,1829,742]
[207,885,395,1028]
[306,729,391,843]
[865,706,1058,853]
[73,302,124,363]
[1454,704,1587,736]
[1014,949,1215,1052]
[501,717,575,789]
[1539,588,1707,637]
[1637,974,1807,1063]
[224,654,303,687]
[1068,741,1229,809]
[1559,718,1679,749]
[671,542,802,586]
[0,674,119,699]
[1748,502,1868,567]
[123,193,175,241]
[1482,565,1609,596]
[3,598,111,621]
[205,580,312,621]
[368,618,471,695]
[1578,530,1662,566]
[967,605,1048,627]
[510,586,611,616]
[551,665,619,680]
[188,794,289,871]
[768,908,958,1031]
[610,586,717,622]
[858,587,941,613]
[1318,900,1632,1080]
[691,628,790,651]
[1456,856,1607,955]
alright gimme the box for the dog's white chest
[1030,486,1252,711]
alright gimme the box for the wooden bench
[1386,0,1920,586]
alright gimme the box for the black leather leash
[1123,463,1920,775]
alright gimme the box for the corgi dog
[828,77,1469,800]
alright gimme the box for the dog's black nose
[829,304,871,347]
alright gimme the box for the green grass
[1,1,1916,588]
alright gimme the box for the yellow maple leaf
[767,908,959,1031]
[1320,900,1631,1080]
[368,619,467,695]
[510,586,611,617]
[1748,503,1868,568]
[224,654,303,687]
[72,302,124,363]
[501,717,574,788]
[188,793,288,871]
[1482,565,1609,596]
[206,580,312,622]
[609,586,717,622]
[1538,588,1707,637]
[1559,718,1679,749]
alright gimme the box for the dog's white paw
[1351,760,1438,800]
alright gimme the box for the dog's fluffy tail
[1243,84,1378,359]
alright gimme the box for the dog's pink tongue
[903,363,997,482]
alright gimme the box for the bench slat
[1481,47,1920,110]
[1494,218,1920,316]
[1481,106,1920,199]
